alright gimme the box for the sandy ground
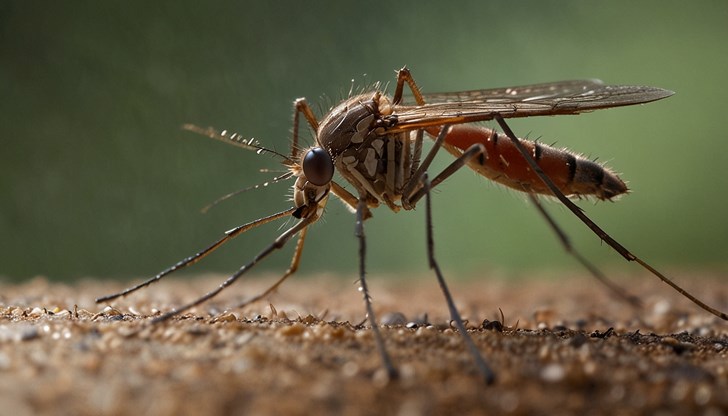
[0,272,727,416]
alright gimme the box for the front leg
[291,98,320,159]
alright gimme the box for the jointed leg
[291,98,320,159]
[330,180,373,220]
[402,127,487,209]
[422,173,496,384]
[392,66,426,106]
[236,227,309,308]
[96,208,296,303]
[152,216,315,323]
[355,196,398,380]
[527,193,642,307]
[401,126,450,207]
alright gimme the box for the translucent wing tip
[626,85,675,106]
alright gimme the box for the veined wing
[388,80,673,133]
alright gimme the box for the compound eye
[302,147,334,186]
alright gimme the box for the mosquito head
[292,148,333,219]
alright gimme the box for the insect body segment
[316,91,416,211]
[441,125,628,200]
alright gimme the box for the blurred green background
[2,1,727,284]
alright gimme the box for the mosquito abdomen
[441,125,628,200]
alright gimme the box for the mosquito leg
[236,227,308,308]
[410,129,424,178]
[422,173,496,384]
[291,98,320,159]
[96,208,296,303]
[392,66,426,105]
[404,138,487,208]
[329,180,374,221]
[494,113,728,320]
[151,217,314,324]
[527,193,642,307]
[402,126,453,209]
[355,196,398,380]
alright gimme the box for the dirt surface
[0,273,726,416]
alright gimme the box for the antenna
[181,124,294,164]
[201,171,294,213]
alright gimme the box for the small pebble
[278,323,306,337]
[541,364,566,382]
[210,312,237,323]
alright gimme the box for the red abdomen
[441,125,628,200]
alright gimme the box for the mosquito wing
[388,80,673,133]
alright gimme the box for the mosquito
[98,67,727,384]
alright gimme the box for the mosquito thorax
[317,92,392,158]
